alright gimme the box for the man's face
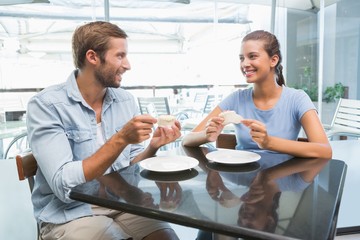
[94,37,131,88]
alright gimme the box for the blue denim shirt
[26,70,143,225]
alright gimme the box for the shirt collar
[65,69,120,105]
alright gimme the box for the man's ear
[86,49,98,65]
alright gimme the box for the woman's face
[237,202,276,231]
[239,40,278,84]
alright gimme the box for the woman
[182,30,332,159]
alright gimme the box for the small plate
[206,149,261,165]
[139,156,199,172]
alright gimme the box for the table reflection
[70,146,344,240]
[186,146,330,237]
[140,168,198,182]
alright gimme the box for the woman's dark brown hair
[72,21,128,69]
[242,30,285,86]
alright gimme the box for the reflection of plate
[140,169,199,182]
[206,162,260,173]
[139,156,199,172]
[206,149,261,165]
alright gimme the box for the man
[27,21,181,240]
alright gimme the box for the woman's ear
[270,55,279,68]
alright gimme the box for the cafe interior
[0,0,359,239]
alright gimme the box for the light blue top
[219,86,316,151]
[26,70,143,225]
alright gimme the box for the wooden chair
[16,152,37,192]
[216,133,237,149]
[15,152,39,237]
[324,98,360,140]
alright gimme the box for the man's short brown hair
[72,21,128,69]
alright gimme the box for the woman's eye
[249,54,255,59]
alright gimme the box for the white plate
[139,156,199,172]
[206,149,261,164]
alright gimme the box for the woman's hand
[241,170,274,204]
[241,119,270,149]
[204,117,224,142]
[240,172,268,204]
[206,170,227,200]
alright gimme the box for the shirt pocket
[66,129,93,160]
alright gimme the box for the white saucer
[139,156,199,172]
[206,149,261,164]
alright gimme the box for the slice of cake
[157,115,176,128]
[219,111,244,125]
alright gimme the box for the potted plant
[323,82,346,103]
[301,84,318,102]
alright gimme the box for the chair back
[138,97,171,116]
[4,132,28,159]
[15,151,39,237]
[216,133,237,149]
[203,94,223,114]
[329,98,360,138]
[194,92,208,103]
[15,152,37,192]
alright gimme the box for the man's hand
[117,115,157,144]
[156,182,182,211]
[149,120,182,149]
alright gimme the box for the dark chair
[15,151,39,237]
